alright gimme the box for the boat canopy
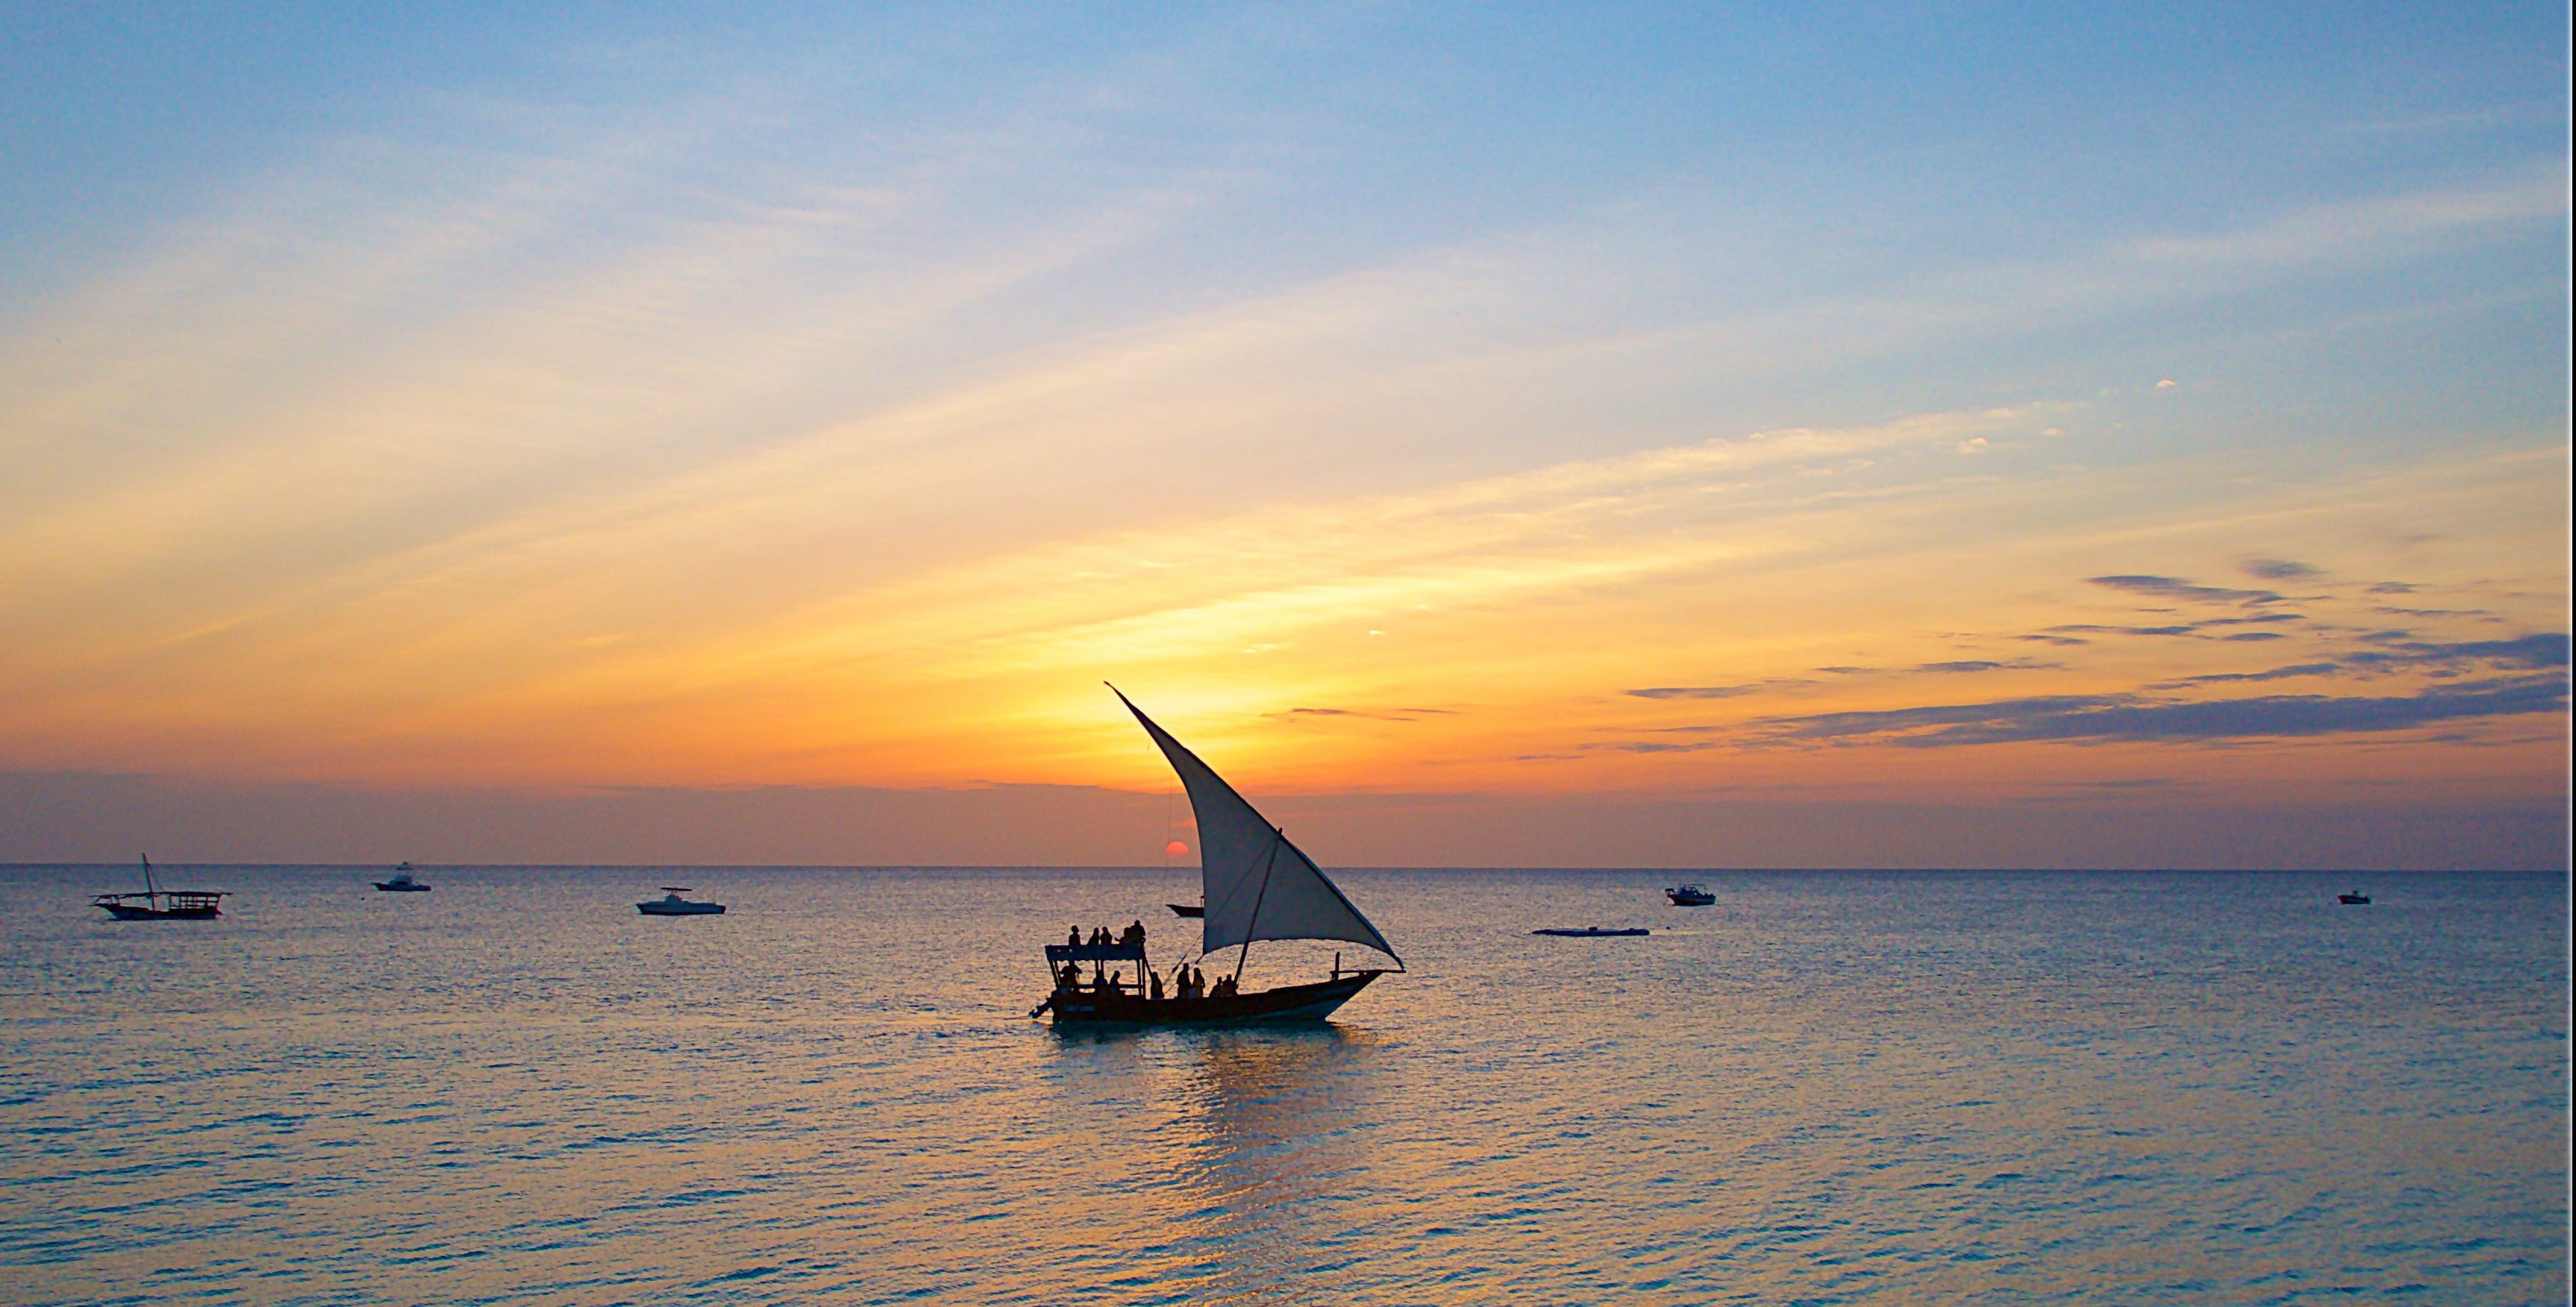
[1046,941,1148,965]
[1113,688,1401,965]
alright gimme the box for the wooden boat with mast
[1034,687,1403,1026]
[91,855,226,920]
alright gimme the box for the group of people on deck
[1054,918,1240,1002]
[1069,920,1148,950]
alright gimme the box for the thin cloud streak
[1739,673,2567,748]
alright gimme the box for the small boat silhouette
[373,862,432,892]
[92,855,225,920]
[1533,926,1649,938]
[1666,883,1713,906]
[2337,890,2372,906]
[637,886,725,916]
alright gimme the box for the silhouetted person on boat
[1123,918,1145,945]
[1068,926,1081,948]
[1148,970,1163,1000]
[1058,961,1081,991]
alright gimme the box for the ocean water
[0,865,2564,1306]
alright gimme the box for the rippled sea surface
[1,866,2566,1304]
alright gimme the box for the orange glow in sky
[0,10,2564,867]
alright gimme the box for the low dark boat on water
[638,886,725,915]
[1033,688,1401,1027]
[373,861,431,892]
[92,856,225,921]
[1534,926,1648,938]
[2338,890,2372,906]
[1666,883,1713,906]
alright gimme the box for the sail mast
[1230,833,1284,985]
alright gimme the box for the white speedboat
[637,886,725,916]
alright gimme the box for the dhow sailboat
[1034,687,1403,1025]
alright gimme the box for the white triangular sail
[1115,689,1400,965]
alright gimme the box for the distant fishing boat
[1533,926,1649,938]
[91,855,225,921]
[1666,883,1713,906]
[1033,688,1401,1026]
[637,886,725,915]
[1166,902,1204,918]
[2338,890,2372,906]
[373,861,432,892]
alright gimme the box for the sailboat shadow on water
[1034,687,1405,1028]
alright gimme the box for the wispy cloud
[2346,633,2570,671]
[2086,575,2288,606]
[1742,673,2567,748]
[2151,662,2346,688]
[2242,557,2323,580]
[1628,679,1818,700]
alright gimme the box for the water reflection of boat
[1666,883,1713,906]
[1163,1028,1372,1296]
[92,855,226,920]
[1035,688,1403,1026]
[373,861,432,892]
[637,886,725,915]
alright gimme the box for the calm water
[0,867,2564,1305]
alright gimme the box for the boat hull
[638,903,725,915]
[1048,971,1383,1026]
[374,883,432,892]
[1533,927,1648,937]
[99,903,219,920]
[1166,903,1204,918]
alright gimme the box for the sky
[1,4,2567,868]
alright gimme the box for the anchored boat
[92,855,226,921]
[373,861,432,892]
[1666,883,1713,906]
[1034,687,1403,1026]
[637,886,725,915]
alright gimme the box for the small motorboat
[93,855,225,920]
[1166,902,1204,918]
[373,861,432,892]
[1666,883,1714,906]
[2337,890,2372,906]
[1532,926,1649,938]
[637,887,725,916]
